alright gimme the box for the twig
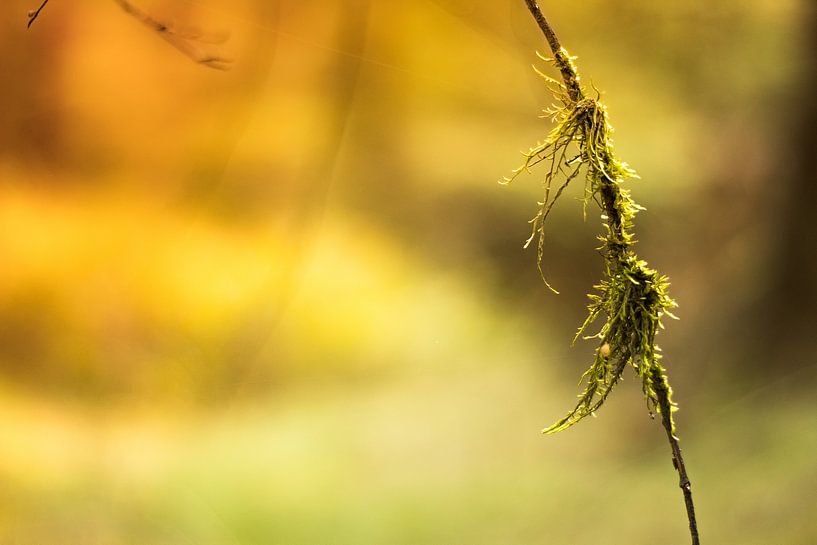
[653,369,701,545]
[520,2,701,544]
[111,0,232,70]
[523,0,562,56]
[26,0,231,69]
[522,0,581,102]
[26,0,49,27]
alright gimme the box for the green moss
[502,49,679,434]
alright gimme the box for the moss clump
[502,49,678,434]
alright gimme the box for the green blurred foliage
[0,0,815,543]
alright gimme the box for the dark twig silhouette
[26,0,49,27]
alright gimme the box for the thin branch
[26,0,49,28]
[654,372,701,545]
[520,2,701,543]
[522,0,581,102]
[26,0,231,70]
[111,0,232,70]
[523,0,562,56]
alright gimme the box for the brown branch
[521,2,701,544]
[522,0,582,102]
[26,0,49,27]
[653,371,701,545]
[111,0,232,70]
[523,0,562,56]
[26,0,231,70]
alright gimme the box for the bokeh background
[2,0,816,543]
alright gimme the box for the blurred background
[1,0,816,543]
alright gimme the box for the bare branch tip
[26,0,50,28]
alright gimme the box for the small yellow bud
[599,343,611,358]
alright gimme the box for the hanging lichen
[502,48,679,434]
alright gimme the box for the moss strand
[508,2,700,543]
